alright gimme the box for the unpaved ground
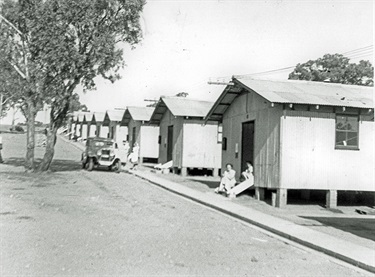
[0,134,371,276]
[152,168,375,250]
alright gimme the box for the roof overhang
[204,79,244,123]
[149,99,169,125]
[120,109,132,126]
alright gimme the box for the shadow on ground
[4,157,82,172]
[190,179,218,189]
[300,216,375,242]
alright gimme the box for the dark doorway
[132,127,137,147]
[111,126,115,139]
[241,121,255,172]
[167,125,174,161]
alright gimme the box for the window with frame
[335,115,359,149]
[217,124,223,143]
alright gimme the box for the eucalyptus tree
[289,54,374,86]
[0,0,145,171]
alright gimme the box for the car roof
[87,137,114,142]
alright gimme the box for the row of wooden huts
[70,97,222,175]
[70,78,374,208]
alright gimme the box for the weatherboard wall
[182,121,221,169]
[280,109,375,191]
[140,126,159,159]
[128,118,159,159]
[222,91,282,187]
[158,109,184,167]
[158,109,222,169]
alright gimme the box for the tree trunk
[11,104,16,130]
[25,101,36,171]
[38,123,58,171]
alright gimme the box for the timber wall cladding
[159,109,176,164]
[182,122,221,168]
[128,119,141,145]
[140,126,159,158]
[280,110,375,191]
[222,92,282,187]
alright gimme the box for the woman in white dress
[128,142,140,170]
[215,163,236,193]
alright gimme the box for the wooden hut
[149,97,222,176]
[206,77,374,208]
[83,113,95,138]
[70,112,79,138]
[92,112,108,138]
[76,112,91,140]
[103,110,128,143]
[120,106,159,163]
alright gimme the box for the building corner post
[326,190,338,209]
[276,188,287,208]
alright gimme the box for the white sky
[2,0,373,125]
[77,0,373,112]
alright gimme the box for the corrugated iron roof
[163,97,214,117]
[149,97,215,124]
[128,106,155,121]
[106,110,125,122]
[93,112,106,123]
[83,113,94,123]
[206,78,374,122]
[77,112,91,122]
[237,78,373,108]
[120,107,155,126]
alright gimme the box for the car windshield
[88,140,113,147]
[94,141,113,147]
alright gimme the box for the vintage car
[81,137,126,172]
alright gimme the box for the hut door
[241,121,254,172]
[167,125,174,161]
[132,127,137,146]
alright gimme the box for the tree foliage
[0,0,145,170]
[288,54,374,86]
[175,92,189,97]
[69,93,88,113]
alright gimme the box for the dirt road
[0,134,370,276]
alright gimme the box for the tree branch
[0,14,23,35]
[7,60,26,79]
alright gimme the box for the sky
[77,0,374,112]
[1,0,373,124]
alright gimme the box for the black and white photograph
[0,0,374,276]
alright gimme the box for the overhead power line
[342,45,373,55]
[210,45,374,81]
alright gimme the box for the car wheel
[115,160,121,173]
[87,158,94,171]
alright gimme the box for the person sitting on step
[241,161,254,182]
[214,163,236,194]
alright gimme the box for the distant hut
[149,97,222,176]
[206,77,374,208]
[120,106,159,163]
[103,110,128,143]
[83,113,95,138]
[92,112,108,138]
[70,112,80,138]
[76,112,90,139]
